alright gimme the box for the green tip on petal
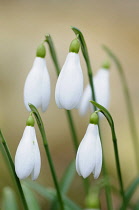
[102,60,111,69]
[26,114,35,127]
[69,38,80,53]
[90,112,99,125]
[36,43,46,58]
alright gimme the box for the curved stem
[111,128,125,207]
[103,45,139,172]
[66,110,78,151]
[71,27,96,108]
[29,105,65,210]
[102,163,113,209]
[91,100,126,208]
[72,26,113,210]
[0,130,29,210]
[109,119,126,209]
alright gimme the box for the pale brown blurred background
[0,0,139,209]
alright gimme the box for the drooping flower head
[79,61,110,115]
[55,38,83,110]
[15,114,41,180]
[24,43,50,112]
[76,112,102,179]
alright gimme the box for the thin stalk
[71,27,96,105]
[66,110,78,151]
[91,101,126,209]
[0,130,29,210]
[29,105,65,210]
[112,129,125,208]
[45,34,78,154]
[102,159,113,209]
[45,34,89,195]
[71,26,113,210]
[103,45,139,172]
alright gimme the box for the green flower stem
[102,161,113,209]
[71,26,96,107]
[45,34,60,76]
[0,130,29,210]
[45,34,78,153]
[103,45,139,172]
[71,26,113,210]
[91,101,126,209]
[45,34,89,194]
[66,110,78,151]
[29,104,65,210]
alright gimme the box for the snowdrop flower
[24,43,50,112]
[79,61,110,115]
[15,115,41,180]
[76,112,102,179]
[55,38,83,110]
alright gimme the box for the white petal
[55,53,72,109]
[55,53,83,110]
[41,62,51,112]
[55,67,63,108]
[79,68,110,115]
[79,84,92,115]
[93,128,102,179]
[75,143,82,176]
[24,57,50,112]
[24,58,43,111]
[76,124,98,178]
[94,68,110,109]
[31,131,41,180]
[15,126,34,179]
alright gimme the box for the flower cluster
[15,37,110,181]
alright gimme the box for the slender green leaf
[0,138,12,172]
[125,177,139,201]
[120,177,139,209]
[133,200,139,210]
[26,181,56,201]
[103,45,139,174]
[26,181,82,210]
[2,187,19,210]
[50,160,76,210]
[62,196,82,210]
[59,160,76,194]
[22,183,41,210]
